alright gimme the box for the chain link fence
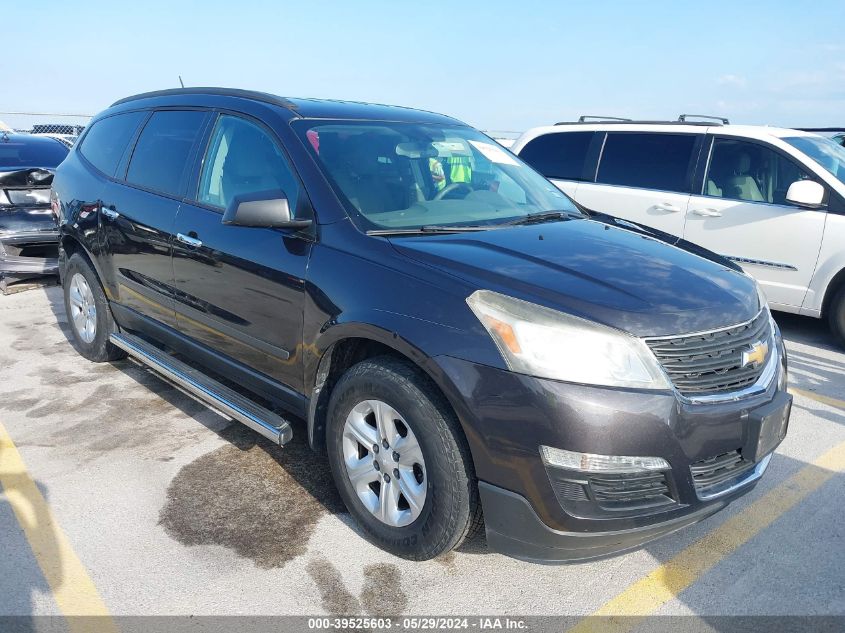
[0,112,92,147]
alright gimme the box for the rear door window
[77,112,145,176]
[126,110,207,197]
[518,131,594,180]
[597,133,698,193]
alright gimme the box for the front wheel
[829,286,845,348]
[326,356,481,560]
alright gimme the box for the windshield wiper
[498,210,581,227]
[367,225,494,236]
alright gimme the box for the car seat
[724,152,764,202]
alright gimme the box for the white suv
[512,116,845,345]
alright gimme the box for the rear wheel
[326,356,481,560]
[63,253,126,362]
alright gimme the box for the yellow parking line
[0,421,117,633]
[567,440,845,633]
[791,387,845,410]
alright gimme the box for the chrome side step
[110,332,293,445]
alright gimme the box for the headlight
[466,290,670,389]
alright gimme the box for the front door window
[705,138,810,205]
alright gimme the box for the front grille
[644,310,772,397]
[690,450,755,497]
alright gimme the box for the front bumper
[480,480,730,563]
[432,337,789,563]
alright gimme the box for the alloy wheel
[342,399,427,527]
[68,273,97,344]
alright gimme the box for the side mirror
[785,180,825,209]
[222,189,312,229]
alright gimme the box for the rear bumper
[0,230,60,286]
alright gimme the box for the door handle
[690,208,723,217]
[652,202,681,213]
[101,207,119,220]
[176,233,203,248]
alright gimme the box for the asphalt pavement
[0,286,842,626]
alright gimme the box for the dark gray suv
[53,88,791,563]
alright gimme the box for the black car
[0,132,69,291]
[53,88,791,563]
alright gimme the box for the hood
[390,219,759,337]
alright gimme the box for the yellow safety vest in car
[448,155,472,184]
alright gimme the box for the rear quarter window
[597,132,698,193]
[78,111,146,177]
[518,131,594,180]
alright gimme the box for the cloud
[716,74,747,88]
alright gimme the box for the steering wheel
[434,181,473,201]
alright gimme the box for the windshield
[294,120,579,231]
[783,135,845,187]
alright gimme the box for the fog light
[540,446,670,473]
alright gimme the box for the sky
[3,0,844,132]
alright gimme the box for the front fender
[300,233,507,452]
[305,319,445,450]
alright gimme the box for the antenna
[178,75,185,88]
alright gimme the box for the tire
[829,285,845,348]
[63,253,126,362]
[326,356,482,560]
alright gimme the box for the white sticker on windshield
[469,140,519,165]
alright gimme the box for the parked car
[54,89,790,563]
[0,131,69,291]
[513,116,845,347]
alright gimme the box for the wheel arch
[306,325,469,461]
[60,235,108,292]
[61,234,123,333]
[822,266,845,318]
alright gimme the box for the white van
[512,116,845,345]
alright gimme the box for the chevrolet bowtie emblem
[741,340,769,368]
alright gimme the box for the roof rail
[111,87,297,111]
[555,117,719,127]
[678,114,729,125]
[577,115,633,123]
[795,127,845,133]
